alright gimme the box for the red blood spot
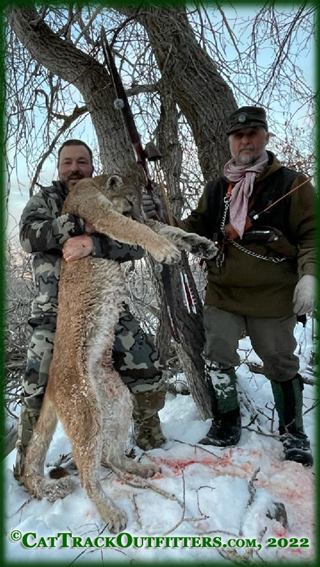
[219,451,233,467]
[240,463,252,473]
[150,456,218,474]
[290,548,302,555]
[108,387,114,395]
[282,488,302,499]
[247,449,262,457]
[152,473,164,480]
[274,527,287,538]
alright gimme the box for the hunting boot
[13,405,40,484]
[199,366,242,447]
[132,385,167,451]
[271,374,313,467]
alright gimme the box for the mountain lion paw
[135,463,161,478]
[180,234,218,259]
[149,236,181,264]
[107,508,128,534]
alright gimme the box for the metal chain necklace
[219,196,287,264]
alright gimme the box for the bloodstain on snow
[151,448,261,478]
[116,475,133,483]
[152,472,164,480]
[289,548,303,555]
[273,527,287,538]
[150,456,220,474]
[150,446,315,554]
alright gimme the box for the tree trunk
[156,83,184,218]
[7,7,135,175]
[149,254,211,419]
[124,5,238,180]
[155,83,211,418]
[8,5,237,421]
[127,6,239,417]
[131,6,238,416]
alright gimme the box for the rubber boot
[13,405,40,484]
[199,366,242,447]
[271,374,313,467]
[132,385,167,451]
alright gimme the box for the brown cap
[226,106,268,135]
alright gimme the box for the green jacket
[178,152,316,317]
[19,180,144,327]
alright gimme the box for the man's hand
[142,193,158,219]
[62,235,93,262]
[293,274,316,316]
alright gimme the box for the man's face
[229,127,269,166]
[58,145,94,189]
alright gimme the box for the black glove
[142,192,158,219]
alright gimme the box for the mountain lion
[24,174,217,532]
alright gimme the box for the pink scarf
[224,151,269,238]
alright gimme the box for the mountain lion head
[99,174,143,221]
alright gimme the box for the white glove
[293,274,317,316]
[142,192,158,219]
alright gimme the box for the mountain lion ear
[106,175,124,189]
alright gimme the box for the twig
[50,452,73,468]
[302,377,316,386]
[197,528,240,537]
[102,461,183,507]
[217,546,256,563]
[184,516,209,524]
[256,526,268,563]
[244,414,259,428]
[242,426,281,440]
[74,7,103,46]
[132,493,143,530]
[247,468,260,507]
[148,481,183,507]
[161,468,186,536]
[67,524,107,565]
[270,404,276,434]
[239,468,260,536]
[173,438,221,460]
[196,485,215,517]
[29,105,87,196]
[304,400,319,415]
[239,389,263,427]
[9,496,34,523]
[67,523,131,565]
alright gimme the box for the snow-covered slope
[4,321,316,564]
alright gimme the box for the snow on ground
[3,320,316,564]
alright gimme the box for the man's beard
[234,148,263,166]
[67,175,83,189]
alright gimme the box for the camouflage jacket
[19,180,144,327]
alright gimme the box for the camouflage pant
[15,306,166,469]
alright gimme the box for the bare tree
[5,4,316,424]
[125,5,237,180]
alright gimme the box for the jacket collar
[52,179,69,197]
[257,151,283,182]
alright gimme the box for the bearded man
[14,139,167,484]
[143,106,316,467]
